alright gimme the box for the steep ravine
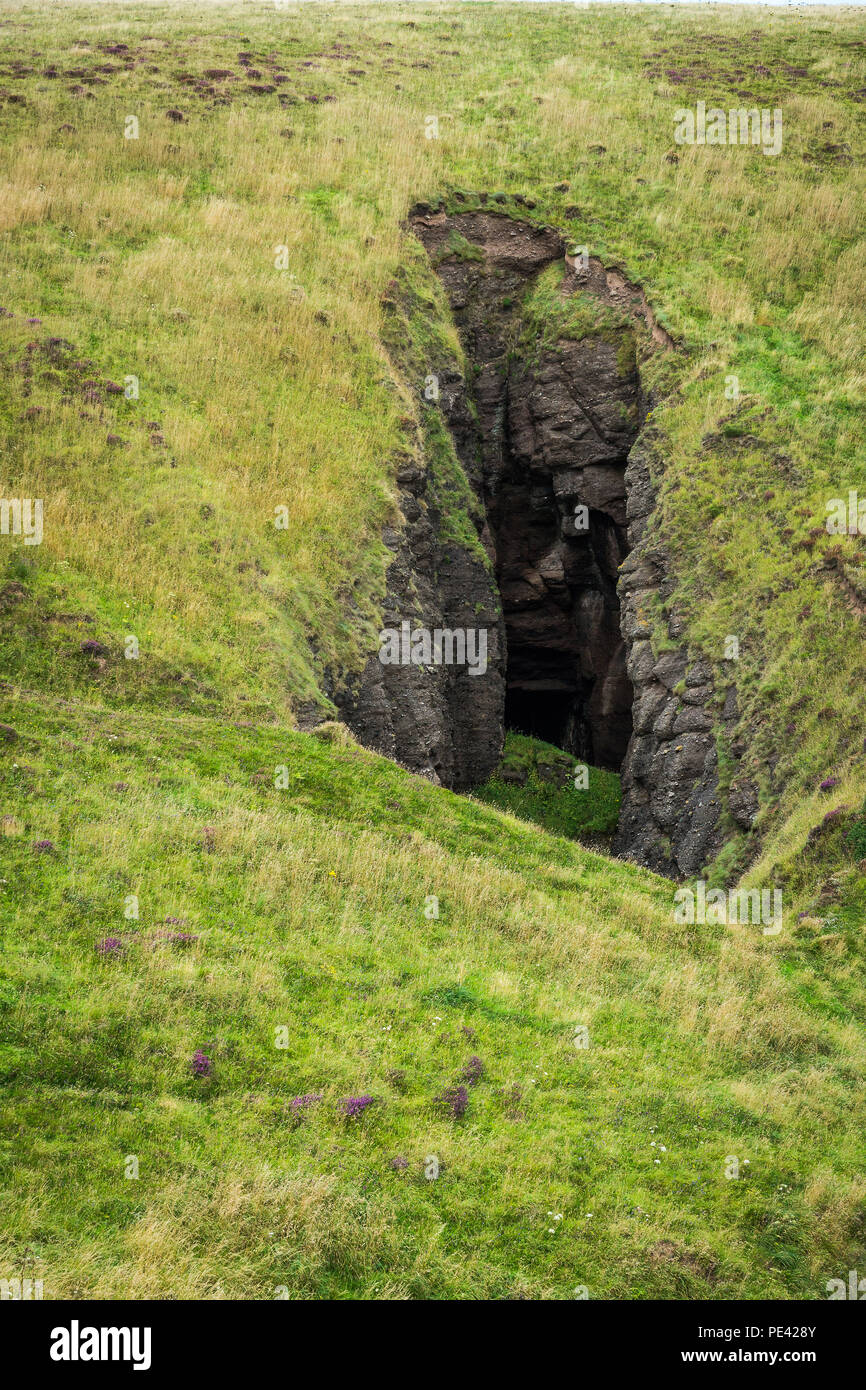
[340,202,749,879]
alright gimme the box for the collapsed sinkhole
[411,202,643,775]
[342,203,719,876]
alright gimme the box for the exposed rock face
[341,201,739,877]
[497,347,635,768]
[336,449,506,791]
[411,208,641,769]
[612,438,736,877]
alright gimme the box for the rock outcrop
[336,436,506,791]
[612,438,742,877]
[409,207,642,770]
[342,199,744,878]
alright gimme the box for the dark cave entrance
[504,687,576,749]
[407,202,643,780]
[493,473,634,773]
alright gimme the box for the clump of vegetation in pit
[435,227,486,267]
[519,261,635,356]
[472,732,621,843]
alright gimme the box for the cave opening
[407,203,645,781]
[493,463,634,773]
[504,687,576,750]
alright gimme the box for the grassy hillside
[1,1,865,1299]
[1,691,865,1299]
[0,1,864,886]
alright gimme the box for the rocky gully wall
[340,203,745,878]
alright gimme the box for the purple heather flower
[191,1049,212,1077]
[436,1084,469,1119]
[153,921,197,944]
[820,777,840,792]
[290,1092,323,1112]
[460,1055,484,1087]
[154,930,199,946]
[390,1155,409,1170]
[26,317,41,325]
[96,936,124,957]
[340,1094,375,1118]
[33,839,55,853]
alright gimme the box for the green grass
[472,732,622,844]
[0,0,865,1300]
[1,692,865,1299]
[519,260,635,356]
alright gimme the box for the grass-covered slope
[1,692,865,1299]
[0,1,864,888]
[1,2,865,1301]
